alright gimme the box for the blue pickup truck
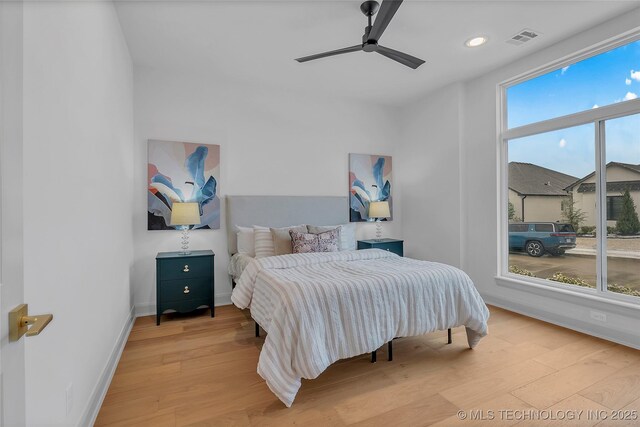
[509,222,577,257]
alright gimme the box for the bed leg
[371,350,377,363]
[255,322,260,338]
[388,341,393,361]
[447,328,452,344]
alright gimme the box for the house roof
[564,162,640,191]
[508,162,578,196]
[620,162,640,173]
[577,181,640,193]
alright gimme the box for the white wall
[22,1,134,425]
[401,9,640,348]
[397,83,464,267]
[0,1,26,424]
[133,66,402,314]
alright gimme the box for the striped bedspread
[231,249,489,407]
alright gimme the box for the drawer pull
[183,265,190,272]
[183,286,190,294]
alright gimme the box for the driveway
[509,252,640,291]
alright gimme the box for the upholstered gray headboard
[226,195,349,254]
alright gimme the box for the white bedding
[232,249,489,407]
[228,253,254,281]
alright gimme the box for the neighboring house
[508,162,578,222]
[566,162,640,228]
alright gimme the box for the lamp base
[375,222,383,239]
[179,227,191,255]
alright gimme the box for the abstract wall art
[349,153,392,222]
[148,140,220,230]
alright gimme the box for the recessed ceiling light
[465,36,487,48]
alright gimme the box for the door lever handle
[22,313,53,337]
[9,304,53,342]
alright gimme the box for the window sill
[495,274,640,317]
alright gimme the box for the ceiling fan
[295,0,425,69]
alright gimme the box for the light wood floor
[95,305,640,426]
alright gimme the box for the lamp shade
[368,201,390,219]
[170,202,201,226]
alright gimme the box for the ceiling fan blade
[376,45,425,69]
[295,45,363,63]
[367,0,403,42]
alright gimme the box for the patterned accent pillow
[290,229,340,254]
[270,225,307,255]
[307,223,357,251]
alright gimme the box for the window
[507,39,640,128]
[605,114,640,298]
[606,196,624,220]
[502,35,640,301]
[534,224,554,232]
[509,224,529,232]
[507,125,596,288]
[556,224,575,233]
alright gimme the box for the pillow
[290,229,340,254]
[235,225,255,257]
[307,223,357,251]
[253,226,276,258]
[270,225,307,255]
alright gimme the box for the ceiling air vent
[507,29,540,46]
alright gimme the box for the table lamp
[369,201,390,240]
[170,202,201,255]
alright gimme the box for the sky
[507,39,640,179]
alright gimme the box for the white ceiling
[115,0,640,106]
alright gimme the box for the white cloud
[623,92,638,101]
[592,104,599,109]
[626,78,632,85]
[561,66,570,75]
[631,70,640,82]
[559,138,567,148]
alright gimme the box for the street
[509,252,640,292]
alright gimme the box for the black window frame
[606,196,624,221]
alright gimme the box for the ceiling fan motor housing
[363,41,378,52]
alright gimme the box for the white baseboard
[135,292,233,318]
[483,294,640,350]
[79,306,135,427]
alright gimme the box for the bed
[226,196,489,407]
[228,253,253,282]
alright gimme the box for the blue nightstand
[357,239,403,257]
[156,250,215,325]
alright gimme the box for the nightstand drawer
[159,257,211,280]
[159,277,212,302]
[158,299,211,315]
[375,242,403,256]
[357,239,404,257]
